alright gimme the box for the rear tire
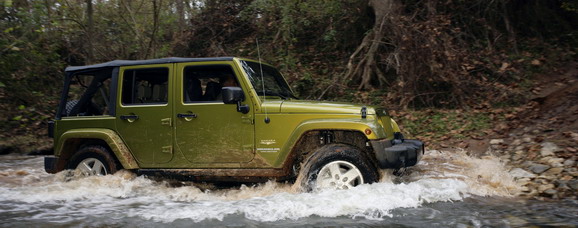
[68,145,119,176]
[301,144,378,191]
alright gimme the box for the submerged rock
[568,180,578,190]
[511,139,522,146]
[538,184,555,193]
[490,139,505,145]
[543,157,565,167]
[566,168,578,177]
[540,142,560,157]
[528,164,550,174]
[543,189,557,196]
[554,180,570,189]
[542,167,564,176]
[509,168,536,178]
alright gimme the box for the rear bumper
[370,139,425,169]
[44,156,58,174]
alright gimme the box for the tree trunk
[85,0,94,64]
[344,0,400,90]
[145,0,160,58]
[501,0,518,54]
[176,0,185,29]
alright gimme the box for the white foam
[0,150,520,223]
[121,178,468,223]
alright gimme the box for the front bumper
[370,138,425,169]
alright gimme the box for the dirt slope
[489,62,578,199]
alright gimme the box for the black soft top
[65,57,235,73]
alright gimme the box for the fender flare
[271,118,386,167]
[56,128,139,169]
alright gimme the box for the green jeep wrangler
[45,57,424,190]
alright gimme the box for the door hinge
[161,118,172,126]
[241,115,254,125]
[162,146,173,154]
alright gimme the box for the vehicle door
[115,64,174,167]
[174,62,254,164]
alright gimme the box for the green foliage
[56,0,181,62]
[0,0,576,124]
[242,0,368,52]
[0,0,189,117]
[234,0,372,100]
[0,1,64,109]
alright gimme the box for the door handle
[177,113,197,121]
[120,115,139,122]
[177,113,197,118]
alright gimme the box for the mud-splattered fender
[272,118,386,167]
[56,129,139,169]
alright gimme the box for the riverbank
[417,62,578,200]
[492,62,578,200]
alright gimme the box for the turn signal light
[364,128,372,135]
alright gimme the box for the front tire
[301,144,378,191]
[68,145,119,176]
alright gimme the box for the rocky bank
[481,62,578,200]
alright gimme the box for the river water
[0,150,576,227]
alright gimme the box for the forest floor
[0,62,576,200]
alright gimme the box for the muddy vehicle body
[45,57,424,190]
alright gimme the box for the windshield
[241,60,297,100]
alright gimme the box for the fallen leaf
[499,62,510,72]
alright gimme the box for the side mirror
[222,87,244,104]
[222,87,250,114]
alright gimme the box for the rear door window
[121,68,169,105]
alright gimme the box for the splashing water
[404,149,520,197]
[0,150,547,226]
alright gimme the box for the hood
[277,100,376,114]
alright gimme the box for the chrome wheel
[315,160,364,190]
[76,158,107,176]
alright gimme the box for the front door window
[183,65,239,103]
